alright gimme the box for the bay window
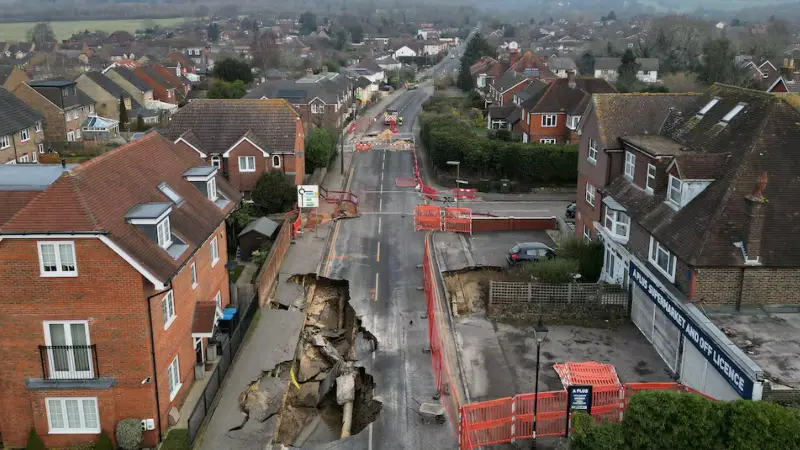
[649,237,676,281]
[604,209,630,239]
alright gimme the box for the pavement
[434,230,556,270]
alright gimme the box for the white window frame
[568,115,580,130]
[43,320,93,379]
[207,177,218,201]
[190,262,197,289]
[0,135,9,149]
[89,104,94,114]
[624,151,635,180]
[20,128,30,142]
[238,156,256,172]
[646,164,656,192]
[67,131,75,142]
[35,121,42,132]
[38,241,77,277]
[583,224,591,242]
[667,175,682,206]
[585,182,596,207]
[32,151,38,163]
[588,138,597,163]
[541,114,557,127]
[210,236,219,267]
[210,155,221,168]
[168,355,182,401]
[649,237,677,281]
[213,290,222,310]
[604,208,630,239]
[540,139,557,144]
[272,155,281,168]
[74,129,81,141]
[162,291,176,329]
[18,154,29,163]
[46,397,100,434]
[156,217,172,249]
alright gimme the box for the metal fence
[187,292,259,446]
[488,281,628,319]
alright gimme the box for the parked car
[566,202,576,219]
[507,242,556,264]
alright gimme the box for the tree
[731,18,742,27]
[348,24,364,43]
[213,58,253,83]
[661,72,704,93]
[332,27,350,50]
[696,38,751,86]
[616,49,641,92]
[118,95,128,125]
[503,25,516,38]
[457,58,474,91]
[462,32,494,67]
[27,22,56,48]
[299,11,317,35]
[252,171,294,214]
[305,128,336,172]
[577,51,595,75]
[252,31,281,71]
[136,114,145,132]
[207,23,221,42]
[207,80,247,99]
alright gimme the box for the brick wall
[226,140,268,193]
[75,76,120,120]
[13,83,65,143]
[527,113,568,143]
[0,124,42,164]
[694,267,800,306]
[576,173,601,240]
[256,219,292,305]
[693,268,743,305]
[3,66,30,91]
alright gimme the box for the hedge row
[571,390,800,450]
[420,113,578,184]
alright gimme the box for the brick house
[575,92,698,241]
[12,80,96,143]
[486,71,532,107]
[151,64,191,99]
[577,85,800,400]
[514,73,617,144]
[0,64,30,90]
[0,132,241,448]
[133,66,177,104]
[75,71,160,127]
[165,99,305,195]
[0,87,45,164]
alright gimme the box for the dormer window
[208,177,218,201]
[668,175,682,206]
[697,98,719,116]
[157,217,172,249]
[158,182,184,206]
[125,202,186,257]
[183,166,220,201]
[721,103,746,123]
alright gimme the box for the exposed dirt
[351,367,383,434]
[444,268,512,315]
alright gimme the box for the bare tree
[252,31,282,71]
[27,22,56,48]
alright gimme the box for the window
[162,291,176,329]
[89,105,94,114]
[721,103,746,123]
[210,155,221,168]
[18,154,29,163]
[38,242,77,277]
[604,209,630,238]
[34,121,42,132]
[210,236,219,267]
[32,151,38,163]
[0,135,9,149]
[46,397,100,434]
[697,98,719,116]
[190,262,197,288]
[20,128,30,142]
[646,164,656,192]
[311,104,322,114]
[583,224,591,242]
[540,138,557,144]
[167,355,181,401]
[624,151,635,179]
[605,247,616,276]
[156,217,172,249]
[238,156,256,172]
[159,183,184,205]
[207,177,218,201]
[668,175,682,206]
[38,143,44,153]
[67,131,75,142]
[541,114,557,127]
[568,115,580,130]
[74,129,81,141]
[649,237,676,280]
[272,155,281,168]
[585,182,596,207]
[44,321,92,379]
[213,290,222,309]
[588,138,597,163]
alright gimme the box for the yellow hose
[290,366,300,389]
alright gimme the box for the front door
[194,337,204,365]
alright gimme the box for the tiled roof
[0,86,43,136]
[110,67,152,92]
[0,191,39,226]
[547,57,577,71]
[603,84,800,267]
[491,71,527,93]
[591,93,700,149]
[530,78,617,115]
[165,99,299,155]
[0,133,240,282]
[509,51,557,79]
[85,71,129,99]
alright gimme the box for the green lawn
[0,17,191,42]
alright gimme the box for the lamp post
[446,160,460,207]
[532,317,549,449]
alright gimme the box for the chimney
[305,68,313,78]
[509,49,520,68]
[744,172,768,263]
[567,69,576,88]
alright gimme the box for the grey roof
[547,57,577,71]
[111,67,152,92]
[491,71,527,93]
[183,166,216,177]
[0,164,77,191]
[594,57,660,72]
[124,202,171,220]
[245,75,350,104]
[488,105,516,120]
[238,216,279,237]
[28,79,74,88]
[0,87,43,137]
[0,65,15,84]
[85,71,129,100]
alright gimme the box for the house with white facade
[393,46,417,59]
[594,57,660,83]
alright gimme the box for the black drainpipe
[146,284,172,443]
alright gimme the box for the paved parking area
[435,230,555,270]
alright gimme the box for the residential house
[167,52,196,75]
[487,71,534,107]
[470,57,504,89]
[351,58,385,84]
[165,99,306,194]
[516,74,617,144]
[109,30,136,45]
[508,51,558,81]
[244,69,352,133]
[105,66,155,105]
[151,64,191,100]
[100,45,135,62]
[393,45,417,59]
[594,57,660,83]
[0,64,30,90]
[0,87,45,163]
[421,40,445,56]
[0,133,240,448]
[487,80,548,130]
[583,85,800,401]
[5,42,35,59]
[134,66,178,104]
[12,79,96,143]
[75,71,159,127]
[375,56,402,73]
[547,57,578,78]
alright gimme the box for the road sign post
[297,185,320,208]
[565,385,593,438]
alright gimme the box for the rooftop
[622,135,684,156]
[124,202,171,220]
[28,79,75,88]
[0,164,77,191]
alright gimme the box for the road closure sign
[297,185,319,208]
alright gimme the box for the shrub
[160,428,190,450]
[251,171,294,214]
[570,412,624,450]
[558,238,604,282]
[25,428,45,450]
[514,258,579,284]
[116,418,143,450]
[94,430,114,450]
[725,400,800,450]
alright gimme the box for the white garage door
[680,343,741,401]
[631,285,681,372]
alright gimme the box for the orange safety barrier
[421,185,438,200]
[588,385,624,425]
[443,207,472,234]
[460,398,514,447]
[624,382,680,407]
[453,188,478,199]
[291,214,302,238]
[515,390,568,440]
[414,205,442,231]
[554,361,621,387]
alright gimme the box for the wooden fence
[255,218,293,306]
[488,281,628,319]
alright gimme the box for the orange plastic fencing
[588,385,624,425]
[515,390,568,440]
[460,398,514,447]
[624,382,679,407]
[291,215,302,238]
[443,207,472,234]
[414,205,442,231]
[553,361,621,387]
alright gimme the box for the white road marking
[369,423,374,450]
[376,241,381,262]
[378,216,382,234]
[379,198,383,211]
[374,272,379,302]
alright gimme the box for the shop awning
[192,302,220,338]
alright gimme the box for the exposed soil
[444,268,513,315]
[351,367,383,434]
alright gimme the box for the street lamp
[446,160,460,207]
[532,317,549,449]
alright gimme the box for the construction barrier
[443,207,472,234]
[453,188,478,199]
[421,185,438,200]
[355,143,372,151]
[291,214,302,238]
[414,205,442,231]
[458,382,715,449]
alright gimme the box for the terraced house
[0,133,240,448]
[12,79,96,144]
[0,87,45,164]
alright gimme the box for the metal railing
[39,345,99,380]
